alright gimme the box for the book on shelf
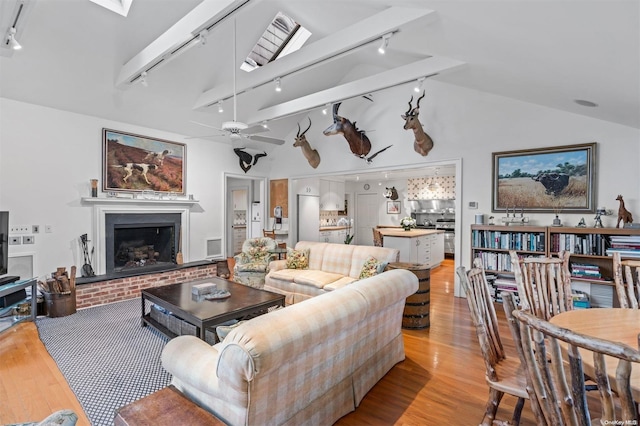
[605,248,640,258]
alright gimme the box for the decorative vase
[403,226,411,231]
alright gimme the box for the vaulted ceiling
[1,0,638,148]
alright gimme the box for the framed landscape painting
[102,129,186,194]
[492,143,596,213]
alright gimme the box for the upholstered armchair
[233,237,277,288]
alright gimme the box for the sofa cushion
[286,247,310,269]
[319,244,356,276]
[293,270,345,288]
[348,246,400,278]
[323,276,358,291]
[268,269,306,282]
[358,256,388,279]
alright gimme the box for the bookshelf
[471,225,640,307]
[471,225,547,274]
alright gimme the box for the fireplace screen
[113,225,174,272]
[105,213,181,275]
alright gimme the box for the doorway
[224,174,267,258]
[355,193,380,245]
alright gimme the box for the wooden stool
[114,385,224,426]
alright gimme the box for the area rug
[36,298,171,426]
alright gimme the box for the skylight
[241,11,311,72]
[89,0,133,17]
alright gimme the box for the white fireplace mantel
[83,198,194,275]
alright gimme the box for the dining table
[549,308,640,400]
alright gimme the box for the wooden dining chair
[511,307,640,425]
[372,227,383,247]
[457,264,529,425]
[510,250,573,320]
[613,251,640,309]
[263,229,286,250]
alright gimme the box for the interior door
[355,193,380,246]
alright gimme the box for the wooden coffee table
[141,276,284,340]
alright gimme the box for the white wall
[269,81,640,275]
[0,98,269,277]
[2,80,639,280]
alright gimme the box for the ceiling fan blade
[242,124,268,134]
[245,134,285,145]
[190,120,223,131]
[185,133,226,139]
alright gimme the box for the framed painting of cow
[102,128,186,194]
[492,142,596,213]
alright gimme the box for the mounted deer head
[383,187,398,200]
[293,118,320,169]
[401,90,434,157]
[323,103,392,163]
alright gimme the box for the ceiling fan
[189,19,285,146]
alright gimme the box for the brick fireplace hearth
[75,261,218,309]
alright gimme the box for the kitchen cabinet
[232,190,247,210]
[318,228,349,244]
[319,179,345,211]
[296,178,319,196]
[233,226,246,254]
[379,229,445,268]
[269,179,288,218]
[319,230,332,243]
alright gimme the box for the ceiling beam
[246,56,466,124]
[116,0,251,89]
[193,6,436,111]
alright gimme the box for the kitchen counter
[378,229,444,238]
[319,226,350,231]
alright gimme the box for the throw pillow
[359,256,388,279]
[286,248,310,269]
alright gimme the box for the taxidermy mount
[234,148,267,173]
[401,90,434,157]
[323,103,392,164]
[293,118,320,169]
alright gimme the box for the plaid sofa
[263,241,400,305]
[161,268,418,426]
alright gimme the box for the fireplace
[105,213,181,275]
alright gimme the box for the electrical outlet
[32,225,40,233]
[23,235,35,244]
[9,236,21,245]
[10,225,30,234]
[45,225,53,233]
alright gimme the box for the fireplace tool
[79,233,95,277]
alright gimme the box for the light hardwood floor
[0,259,539,425]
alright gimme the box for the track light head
[7,27,21,50]
[377,33,392,55]
[217,100,224,113]
[322,103,330,115]
[274,77,282,92]
[140,71,148,87]
[414,77,425,93]
[262,120,268,129]
[198,29,208,46]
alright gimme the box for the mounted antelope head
[293,118,320,169]
[323,103,392,163]
[401,90,434,157]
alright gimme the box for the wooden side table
[386,262,431,329]
[114,385,225,426]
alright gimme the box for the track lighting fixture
[377,33,392,55]
[7,27,21,50]
[274,77,282,92]
[217,100,224,113]
[140,71,148,87]
[322,103,330,115]
[262,120,268,129]
[414,77,425,93]
[197,29,208,46]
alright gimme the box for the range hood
[408,199,455,213]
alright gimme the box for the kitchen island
[378,228,445,268]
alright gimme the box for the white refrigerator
[297,195,319,242]
[250,202,262,238]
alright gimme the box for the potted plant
[400,217,416,231]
